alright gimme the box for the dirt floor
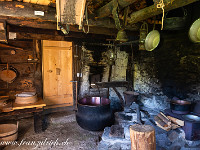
[2,107,103,150]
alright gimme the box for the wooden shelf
[13,98,46,110]
[0,98,46,113]
[0,62,39,65]
[95,81,129,88]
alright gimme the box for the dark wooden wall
[0,40,42,99]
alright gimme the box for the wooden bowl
[15,93,38,104]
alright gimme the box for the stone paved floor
[1,107,102,150]
[1,106,200,150]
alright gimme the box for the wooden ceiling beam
[96,0,138,18]
[128,0,198,24]
[0,1,55,21]
[0,16,57,30]
[7,24,113,42]
[1,16,120,36]
[10,32,111,43]
[0,1,138,36]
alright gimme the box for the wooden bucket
[15,93,38,104]
[0,122,18,142]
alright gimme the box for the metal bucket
[163,8,187,30]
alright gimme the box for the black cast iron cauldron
[76,97,114,131]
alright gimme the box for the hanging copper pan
[0,64,17,83]
[188,18,200,43]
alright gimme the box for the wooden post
[130,124,156,150]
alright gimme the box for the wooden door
[42,40,73,106]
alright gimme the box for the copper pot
[170,100,192,114]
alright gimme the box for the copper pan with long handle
[0,64,17,83]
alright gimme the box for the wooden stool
[130,124,156,150]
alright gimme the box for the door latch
[56,68,61,75]
[47,70,53,73]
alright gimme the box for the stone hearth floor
[98,106,200,150]
[1,106,200,150]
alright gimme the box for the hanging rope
[157,0,165,30]
[83,2,90,34]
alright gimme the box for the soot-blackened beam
[96,0,137,18]
[128,0,198,24]
[8,25,112,41]
[0,1,55,21]
[0,1,138,35]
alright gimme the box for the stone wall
[109,48,129,110]
[79,30,200,111]
[79,65,90,97]
[79,46,129,110]
[133,31,200,110]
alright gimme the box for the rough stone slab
[168,130,180,142]
[169,138,186,150]
[140,106,160,115]
[181,148,200,150]
[102,127,131,145]
[156,133,170,147]
[185,140,200,147]
[176,128,186,139]
[109,125,124,138]
[122,123,135,140]
[124,124,130,140]
[108,143,121,150]
[115,111,147,125]
[98,141,131,150]
[156,146,167,150]
[170,145,182,150]
[115,112,132,122]
[98,141,109,150]
[120,143,131,150]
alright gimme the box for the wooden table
[0,98,47,133]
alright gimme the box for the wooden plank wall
[0,40,43,99]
